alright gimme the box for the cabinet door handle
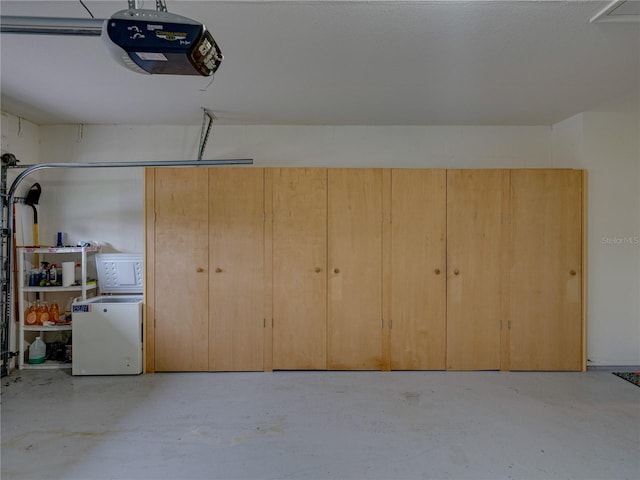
[215,267,222,273]
[570,270,576,276]
[334,268,340,274]
[453,269,460,275]
[434,268,441,275]
[315,267,322,273]
[197,267,206,273]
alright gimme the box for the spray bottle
[40,262,50,286]
[48,264,58,285]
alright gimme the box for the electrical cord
[79,0,94,18]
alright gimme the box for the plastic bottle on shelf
[40,262,50,286]
[25,302,37,326]
[36,301,49,325]
[50,302,60,324]
[65,297,74,323]
[49,264,58,285]
[28,337,46,364]
[28,269,39,286]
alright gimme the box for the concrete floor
[1,369,639,480]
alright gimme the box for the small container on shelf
[36,301,50,325]
[50,302,60,323]
[28,269,40,287]
[49,264,59,285]
[24,302,37,326]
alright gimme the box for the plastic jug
[28,337,46,364]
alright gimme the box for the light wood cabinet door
[272,168,327,370]
[209,168,264,371]
[509,170,583,371]
[153,168,209,371]
[328,169,383,370]
[390,169,446,370]
[447,170,507,370]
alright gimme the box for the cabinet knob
[315,267,322,273]
[570,270,576,276]
[197,267,206,273]
[215,267,222,273]
[334,268,340,274]
[434,268,441,275]
[453,269,460,275]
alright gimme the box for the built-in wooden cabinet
[272,168,327,370]
[209,168,265,372]
[509,169,583,371]
[327,169,383,370]
[150,168,209,372]
[446,170,508,370]
[146,168,265,372]
[389,169,447,370]
[145,167,585,373]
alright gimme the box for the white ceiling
[1,0,639,126]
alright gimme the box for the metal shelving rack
[1,154,21,377]
[17,246,100,369]
[1,161,10,376]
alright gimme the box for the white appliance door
[72,302,143,375]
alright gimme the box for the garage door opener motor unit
[104,8,223,76]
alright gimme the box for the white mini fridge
[72,253,143,375]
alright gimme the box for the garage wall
[552,103,640,366]
[1,112,41,204]
[34,123,552,253]
[3,113,638,366]
[1,112,39,164]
